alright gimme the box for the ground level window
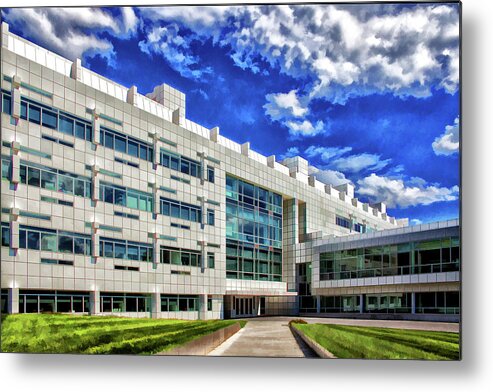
[18,290,90,313]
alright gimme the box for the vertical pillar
[199,294,208,320]
[411,292,416,314]
[9,208,19,250]
[151,292,160,319]
[90,290,100,315]
[8,288,19,314]
[91,222,99,262]
[316,295,321,314]
[11,75,21,119]
[359,294,364,314]
[92,109,101,145]
[91,165,100,203]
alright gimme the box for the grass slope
[1,314,238,355]
[294,323,460,360]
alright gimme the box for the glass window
[58,175,74,194]
[40,233,57,252]
[28,104,41,124]
[103,186,114,203]
[1,226,10,247]
[114,243,126,259]
[74,179,85,197]
[58,235,73,253]
[59,115,74,135]
[75,122,85,139]
[2,93,12,115]
[41,171,56,191]
[127,245,139,260]
[207,209,215,226]
[27,167,40,187]
[20,101,28,119]
[127,193,138,210]
[115,136,126,153]
[27,231,40,250]
[42,109,57,129]
[207,166,215,183]
[140,145,148,161]
[104,132,114,149]
[73,237,86,254]
[114,188,126,206]
[127,141,138,157]
[104,242,114,258]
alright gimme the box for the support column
[411,292,416,314]
[199,294,208,320]
[90,290,100,315]
[316,295,321,314]
[360,294,364,314]
[8,288,19,314]
[151,292,160,319]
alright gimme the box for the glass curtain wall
[225,175,283,282]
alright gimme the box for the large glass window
[1,223,10,247]
[320,236,460,281]
[99,182,153,213]
[18,290,90,314]
[100,126,153,162]
[100,293,150,313]
[225,175,283,282]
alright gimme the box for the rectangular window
[1,224,10,247]
[160,150,201,178]
[100,237,153,262]
[207,209,215,226]
[100,182,153,212]
[207,166,215,183]
[100,127,153,162]
[208,252,215,269]
[160,197,202,223]
[336,216,351,229]
[2,91,12,115]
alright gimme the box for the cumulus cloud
[136,4,458,134]
[333,153,392,173]
[410,218,423,225]
[264,90,308,121]
[285,119,326,137]
[304,146,353,161]
[432,116,460,156]
[138,24,213,80]
[308,166,350,187]
[279,147,300,160]
[2,7,140,65]
[357,173,459,208]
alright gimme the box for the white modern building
[0,23,460,322]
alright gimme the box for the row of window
[335,215,367,233]
[1,91,93,142]
[99,237,154,262]
[99,126,153,162]
[319,237,460,280]
[159,148,216,183]
[160,246,215,268]
[160,196,202,223]
[100,182,153,213]
[1,290,214,314]
[19,160,92,198]
[2,224,218,268]
[17,225,92,255]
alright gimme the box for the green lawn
[1,314,239,355]
[293,323,460,360]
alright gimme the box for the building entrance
[233,296,256,317]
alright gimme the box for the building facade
[0,23,459,322]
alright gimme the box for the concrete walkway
[208,318,317,358]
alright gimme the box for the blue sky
[2,3,460,224]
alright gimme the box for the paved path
[208,316,459,357]
[208,318,317,358]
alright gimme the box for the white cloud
[138,24,213,80]
[333,153,391,173]
[279,147,300,160]
[304,146,352,161]
[285,119,325,137]
[357,173,459,208]
[308,166,350,187]
[2,8,116,62]
[264,90,308,121]
[432,116,460,156]
[410,218,423,225]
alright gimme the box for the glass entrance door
[233,296,255,317]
